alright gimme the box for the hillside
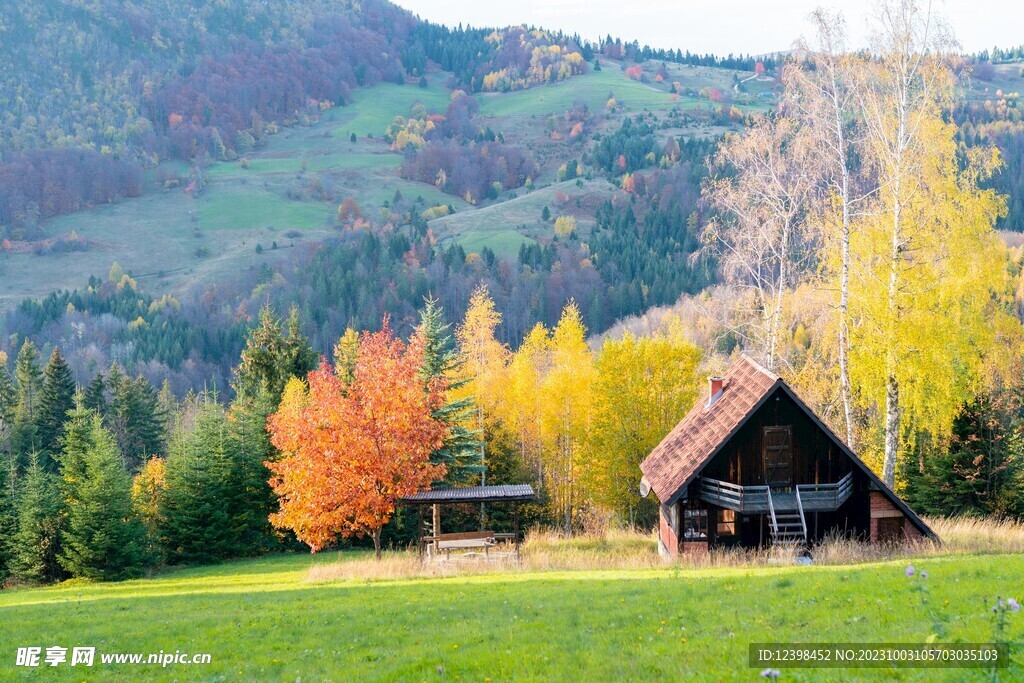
[3,0,1024,396]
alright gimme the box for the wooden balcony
[697,472,854,513]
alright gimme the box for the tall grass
[305,515,1024,583]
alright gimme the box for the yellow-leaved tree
[851,0,1008,486]
[501,323,552,487]
[454,285,510,494]
[540,301,595,530]
[586,332,702,525]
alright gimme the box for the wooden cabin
[639,355,936,559]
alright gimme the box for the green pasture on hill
[0,552,1021,681]
[477,67,763,118]
[328,76,453,139]
[456,229,537,260]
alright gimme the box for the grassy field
[327,75,453,139]
[430,178,619,255]
[477,64,767,119]
[0,530,1021,682]
[477,68,694,118]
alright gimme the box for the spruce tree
[228,390,281,553]
[108,370,166,471]
[81,372,107,416]
[227,305,314,552]
[0,458,17,582]
[233,304,316,408]
[159,398,234,564]
[0,358,15,431]
[58,413,150,580]
[0,359,16,467]
[37,347,76,469]
[0,358,16,580]
[10,453,63,584]
[10,340,44,468]
[417,296,482,484]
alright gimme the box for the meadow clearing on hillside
[1,518,1022,682]
[476,65,760,119]
[0,74,461,308]
[430,178,618,256]
[0,63,752,309]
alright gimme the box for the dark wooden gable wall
[701,386,854,487]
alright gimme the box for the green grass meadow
[456,230,536,260]
[328,76,453,139]
[0,552,1021,681]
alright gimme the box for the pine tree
[228,391,282,553]
[0,457,17,582]
[37,347,76,468]
[233,304,316,408]
[159,397,234,564]
[10,453,63,584]
[108,370,166,471]
[58,412,150,580]
[82,372,107,416]
[10,341,44,467]
[417,296,481,484]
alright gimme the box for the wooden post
[432,503,441,554]
[417,504,424,559]
[514,502,520,561]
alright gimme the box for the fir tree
[417,297,482,484]
[10,452,63,584]
[108,370,166,471]
[0,458,17,582]
[58,412,150,580]
[10,340,45,467]
[82,372,107,416]
[233,304,316,408]
[37,347,76,468]
[159,397,235,564]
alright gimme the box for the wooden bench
[434,531,495,557]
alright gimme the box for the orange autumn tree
[266,320,448,558]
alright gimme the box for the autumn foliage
[266,321,448,556]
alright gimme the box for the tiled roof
[640,354,780,503]
[400,484,535,504]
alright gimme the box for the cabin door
[762,426,793,487]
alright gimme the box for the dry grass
[305,515,1024,583]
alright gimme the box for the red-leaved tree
[266,320,448,558]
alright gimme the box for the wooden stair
[767,487,807,549]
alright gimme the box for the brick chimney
[707,376,724,407]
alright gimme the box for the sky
[392,1,1023,56]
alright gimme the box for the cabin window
[682,500,707,541]
[763,425,793,486]
[717,508,737,536]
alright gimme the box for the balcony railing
[698,472,854,513]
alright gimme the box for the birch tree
[541,302,595,532]
[703,115,819,371]
[853,0,1006,487]
[455,284,510,489]
[783,9,868,447]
